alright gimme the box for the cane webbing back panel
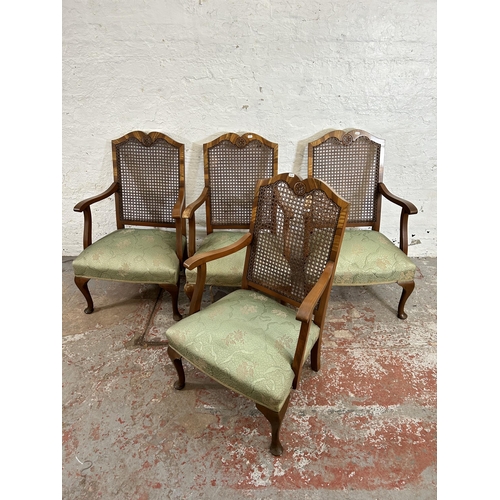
[247,179,343,305]
[207,137,277,227]
[309,133,382,225]
[114,135,182,226]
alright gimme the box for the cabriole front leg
[167,346,185,390]
[397,280,415,320]
[74,276,94,314]
[256,395,291,456]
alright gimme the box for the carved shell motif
[293,181,306,196]
[342,133,353,146]
[235,136,249,148]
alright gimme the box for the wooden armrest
[182,187,209,220]
[292,262,335,388]
[185,233,252,316]
[73,182,119,249]
[183,187,209,257]
[184,233,252,270]
[73,182,119,212]
[296,262,334,323]
[378,183,418,214]
[379,183,417,254]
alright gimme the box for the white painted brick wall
[62,0,436,257]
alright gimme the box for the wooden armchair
[183,132,278,300]
[72,131,187,321]
[165,173,349,455]
[308,129,418,319]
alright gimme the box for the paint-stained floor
[62,257,437,499]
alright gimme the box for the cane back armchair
[183,132,278,301]
[72,131,187,321]
[308,129,418,319]
[165,173,349,455]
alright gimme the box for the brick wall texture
[62,0,436,257]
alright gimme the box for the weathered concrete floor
[62,257,437,499]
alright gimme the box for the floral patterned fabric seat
[334,230,416,286]
[184,231,247,288]
[73,228,186,284]
[166,289,320,412]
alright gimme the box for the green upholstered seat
[73,228,186,284]
[166,289,320,412]
[333,229,416,286]
[185,231,248,288]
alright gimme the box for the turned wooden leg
[397,280,415,320]
[74,276,94,314]
[184,282,195,302]
[256,395,291,456]
[167,346,185,390]
[160,284,182,321]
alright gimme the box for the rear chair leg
[167,346,185,390]
[256,395,291,456]
[161,284,182,321]
[397,280,415,320]
[310,337,321,372]
[184,283,195,302]
[74,276,94,314]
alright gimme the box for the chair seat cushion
[333,230,416,285]
[165,289,320,412]
[73,228,185,284]
[185,231,248,287]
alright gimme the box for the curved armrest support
[185,233,253,315]
[292,262,335,387]
[73,182,119,213]
[73,182,119,249]
[378,183,418,214]
[296,262,334,323]
[378,183,418,254]
[184,233,252,270]
[182,187,209,220]
[183,187,209,256]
